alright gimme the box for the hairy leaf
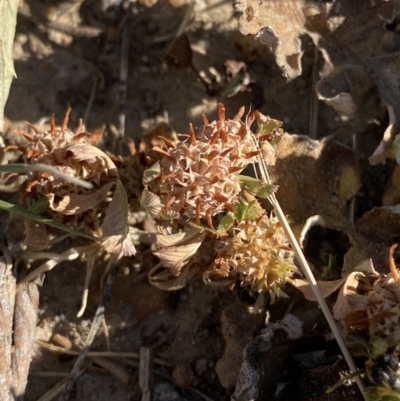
[238,175,276,198]
[217,213,235,233]
[152,229,205,274]
[101,180,136,257]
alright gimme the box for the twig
[35,341,172,366]
[83,78,98,128]
[90,356,131,384]
[175,1,197,38]
[254,147,366,396]
[58,256,118,401]
[36,370,85,401]
[309,45,319,139]
[18,248,80,286]
[118,15,130,140]
[139,347,153,401]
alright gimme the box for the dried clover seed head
[206,214,296,301]
[16,109,108,197]
[142,103,259,222]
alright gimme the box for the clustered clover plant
[141,103,296,300]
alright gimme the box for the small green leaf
[235,200,247,222]
[217,213,235,233]
[222,75,242,98]
[29,196,50,214]
[234,199,263,222]
[256,183,276,198]
[238,175,277,198]
[256,115,283,138]
[0,200,99,242]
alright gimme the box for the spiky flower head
[16,109,110,197]
[142,103,260,224]
[205,213,296,301]
[10,109,134,257]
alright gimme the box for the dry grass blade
[11,282,39,400]
[0,248,16,401]
[36,371,85,401]
[253,136,366,396]
[18,249,80,286]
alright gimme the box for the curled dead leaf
[48,181,115,215]
[332,272,371,321]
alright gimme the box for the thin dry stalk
[309,45,320,140]
[36,370,85,401]
[59,256,118,401]
[18,249,80,286]
[11,282,39,400]
[35,341,171,366]
[139,347,153,401]
[90,356,131,385]
[0,249,16,401]
[254,142,366,396]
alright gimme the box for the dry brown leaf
[236,0,400,163]
[48,181,115,215]
[24,220,48,250]
[332,272,370,321]
[236,0,305,80]
[152,229,205,275]
[291,278,345,302]
[148,262,199,291]
[101,180,136,257]
[65,143,118,175]
[140,188,162,219]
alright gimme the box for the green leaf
[238,175,277,198]
[235,200,247,222]
[0,199,99,242]
[0,163,29,173]
[234,199,263,222]
[0,0,19,137]
[256,115,283,138]
[217,213,235,233]
[28,196,50,214]
[222,75,242,98]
